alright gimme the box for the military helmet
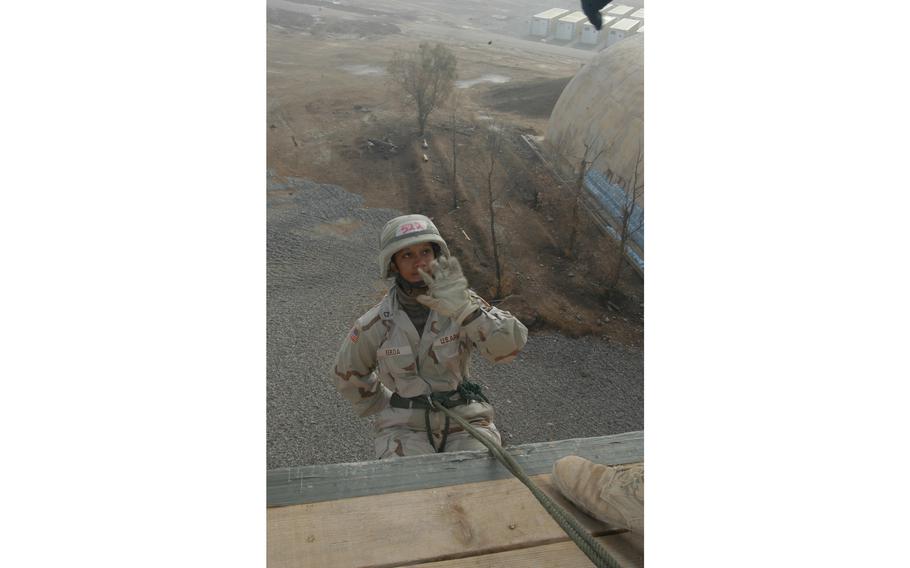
[378,214,450,278]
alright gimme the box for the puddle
[340,64,386,76]
[456,74,511,88]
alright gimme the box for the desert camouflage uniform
[332,285,528,459]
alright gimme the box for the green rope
[424,384,486,452]
[432,403,623,568]
[424,401,450,453]
[457,380,490,404]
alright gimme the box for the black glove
[581,0,614,30]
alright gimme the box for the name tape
[377,344,413,358]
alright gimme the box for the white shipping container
[605,17,641,46]
[555,11,588,41]
[529,8,570,36]
[606,4,635,17]
[580,15,615,45]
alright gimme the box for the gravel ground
[267,172,644,469]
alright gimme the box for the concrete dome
[545,34,643,191]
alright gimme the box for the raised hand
[416,256,475,322]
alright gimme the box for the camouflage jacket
[331,286,528,416]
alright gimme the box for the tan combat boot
[552,456,644,533]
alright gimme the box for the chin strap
[395,273,428,296]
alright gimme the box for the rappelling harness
[389,381,489,453]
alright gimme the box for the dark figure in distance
[581,0,614,30]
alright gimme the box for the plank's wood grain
[267,471,643,568]
[406,534,643,568]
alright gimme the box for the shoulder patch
[348,327,360,343]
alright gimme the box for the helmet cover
[378,214,450,278]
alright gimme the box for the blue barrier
[584,169,644,251]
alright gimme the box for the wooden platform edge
[268,430,643,507]
[400,534,642,568]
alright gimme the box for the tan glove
[416,256,479,324]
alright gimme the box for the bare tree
[566,137,604,257]
[606,146,644,300]
[449,91,460,209]
[546,125,577,184]
[484,123,504,298]
[387,42,457,136]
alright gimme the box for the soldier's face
[392,242,436,284]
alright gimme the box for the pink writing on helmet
[395,221,427,237]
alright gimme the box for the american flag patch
[349,327,360,343]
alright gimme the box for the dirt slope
[267,18,643,349]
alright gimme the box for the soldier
[331,214,528,459]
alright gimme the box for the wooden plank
[407,534,643,568]
[268,431,643,507]
[267,471,642,568]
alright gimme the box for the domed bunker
[544,34,644,271]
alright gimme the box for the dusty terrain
[267,0,644,347]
